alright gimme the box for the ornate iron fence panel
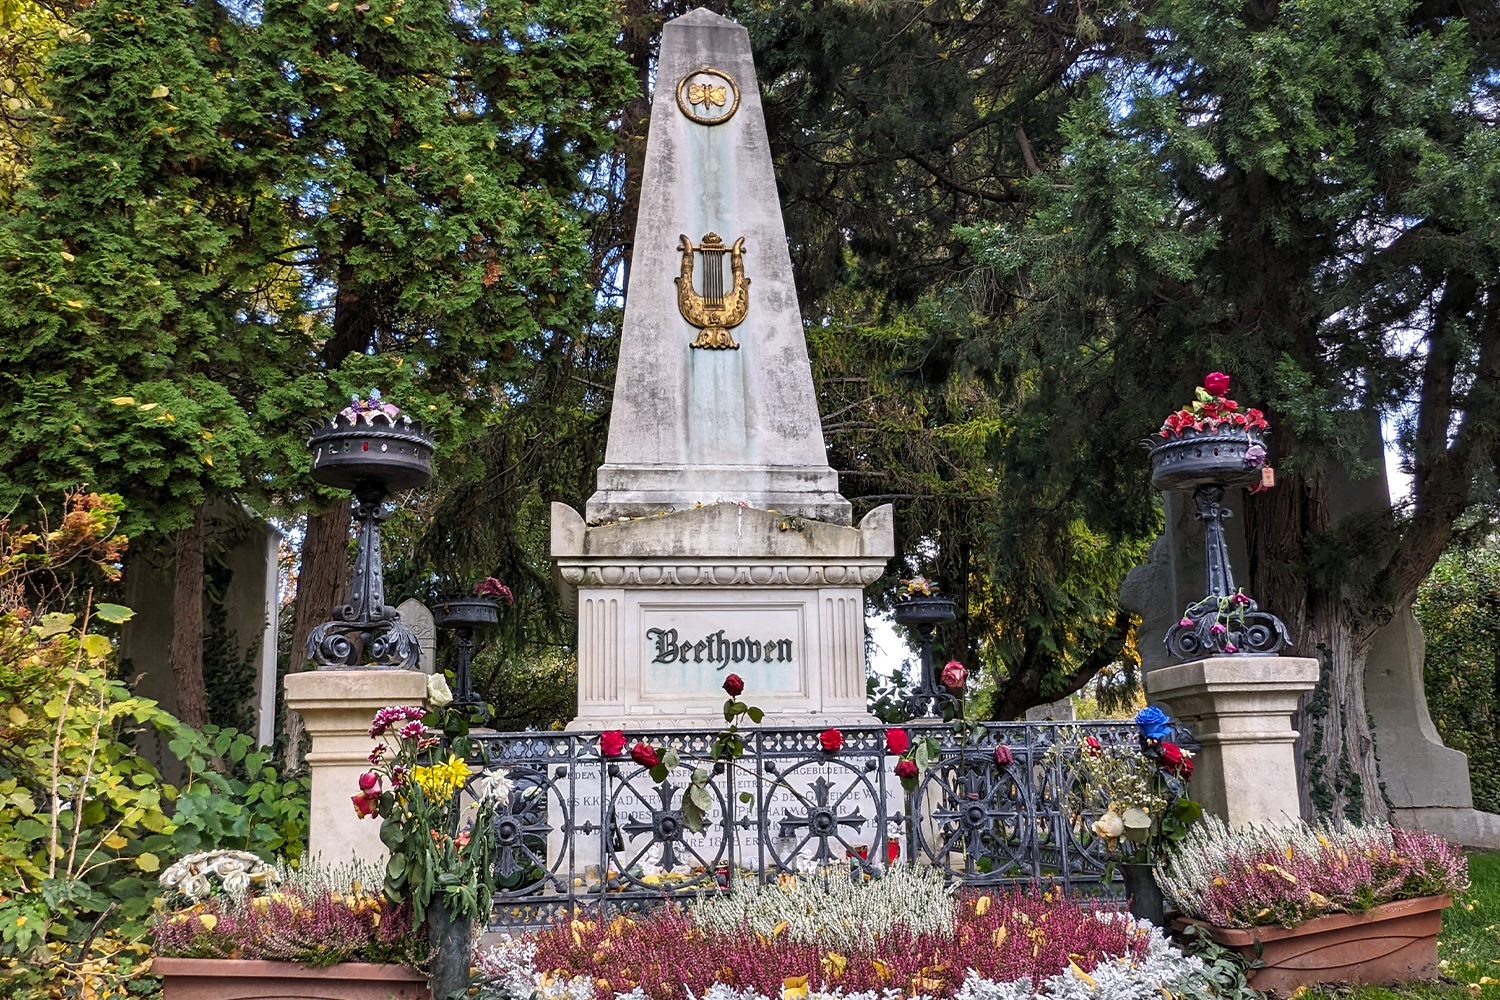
[465,721,1192,930]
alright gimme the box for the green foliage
[0,495,307,997]
[1413,543,1500,814]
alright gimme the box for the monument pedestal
[1145,656,1319,827]
[284,669,429,865]
[553,502,893,728]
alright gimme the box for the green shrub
[0,494,309,997]
[1413,544,1500,814]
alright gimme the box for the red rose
[630,743,660,768]
[1161,741,1194,780]
[993,744,1015,766]
[819,728,844,752]
[885,728,910,755]
[723,673,744,697]
[352,792,379,819]
[940,660,968,690]
[1204,372,1231,397]
[894,759,919,780]
[600,730,627,757]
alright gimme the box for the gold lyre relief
[676,232,749,350]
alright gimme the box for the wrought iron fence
[465,721,1193,930]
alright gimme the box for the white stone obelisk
[586,8,849,525]
[555,8,892,727]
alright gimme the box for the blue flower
[1135,706,1172,741]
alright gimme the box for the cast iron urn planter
[1147,425,1291,660]
[304,402,435,670]
[433,595,500,718]
[893,595,958,718]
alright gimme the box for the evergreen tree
[246,0,633,678]
[963,0,1500,820]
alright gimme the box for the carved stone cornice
[555,558,887,589]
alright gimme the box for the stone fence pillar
[1145,656,1319,827]
[285,669,430,866]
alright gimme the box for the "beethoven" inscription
[647,627,793,669]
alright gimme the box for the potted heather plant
[151,859,430,1000]
[1159,818,1469,992]
[355,707,512,999]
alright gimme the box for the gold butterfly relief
[688,82,727,108]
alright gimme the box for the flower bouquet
[355,706,513,996]
[1049,708,1202,922]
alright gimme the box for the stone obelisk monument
[553,8,892,727]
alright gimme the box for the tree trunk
[1245,467,1386,824]
[282,500,350,768]
[168,503,210,730]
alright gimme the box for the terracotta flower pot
[1171,894,1451,993]
[153,957,429,1000]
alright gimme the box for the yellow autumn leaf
[65,299,84,308]
[381,14,393,22]
[8,706,28,725]
[80,633,111,661]
[137,402,158,411]
[149,85,170,99]
[781,976,808,1000]
[991,925,1008,948]
[872,960,891,981]
[327,1,339,8]
[200,431,213,439]
[771,921,789,938]
[974,895,991,916]
[60,251,76,262]
[202,454,213,466]
[103,834,128,850]
[418,142,434,149]
[197,914,217,932]
[1069,961,1097,989]
[822,952,847,978]
[135,852,160,872]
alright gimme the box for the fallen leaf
[149,85,169,99]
